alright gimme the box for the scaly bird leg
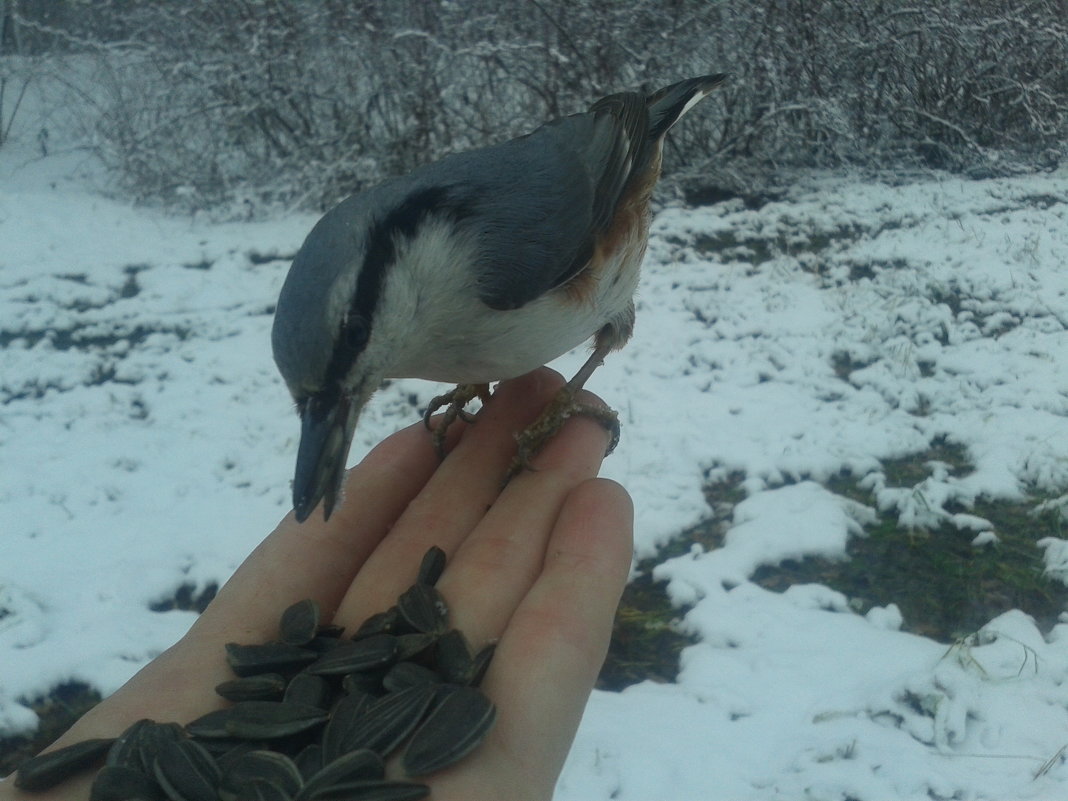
[424,383,491,458]
[507,339,621,480]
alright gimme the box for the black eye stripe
[321,186,458,389]
[344,316,370,350]
[355,186,454,321]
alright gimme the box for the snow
[3,84,1068,799]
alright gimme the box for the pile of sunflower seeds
[15,546,497,800]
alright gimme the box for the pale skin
[0,368,634,801]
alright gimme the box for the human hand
[2,368,634,800]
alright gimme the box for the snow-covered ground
[3,85,1068,799]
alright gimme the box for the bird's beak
[292,388,359,523]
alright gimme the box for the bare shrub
[7,0,1066,213]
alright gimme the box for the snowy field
[3,97,1068,799]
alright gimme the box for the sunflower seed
[184,709,234,739]
[469,642,496,687]
[226,643,319,677]
[215,741,258,775]
[341,670,384,696]
[396,584,448,635]
[351,607,398,641]
[283,672,330,708]
[292,744,323,782]
[415,546,447,587]
[306,635,397,676]
[216,673,287,702]
[433,629,473,684]
[279,599,320,646]
[224,701,330,740]
[392,633,437,662]
[198,737,258,758]
[304,635,344,654]
[342,685,437,757]
[320,694,372,763]
[382,662,442,693]
[297,749,384,799]
[221,750,303,799]
[106,719,155,770]
[132,722,186,777]
[186,701,328,741]
[15,737,116,791]
[232,778,293,801]
[305,780,428,801]
[152,738,220,801]
[402,686,496,777]
[90,764,164,801]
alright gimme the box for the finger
[7,419,458,789]
[432,479,634,800]
[113,421,446,714]
[332,368,567,625]
[190,419,448,645]
[22,421,449,756]
[437,391,615,647]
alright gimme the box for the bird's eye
[345,316,370,351]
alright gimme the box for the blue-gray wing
[420,92,650,311]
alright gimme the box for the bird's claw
[505,389,620,482]
[423,383,490,458]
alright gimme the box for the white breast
[377,217,646,384]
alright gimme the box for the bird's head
[272,180,472,522]
[272,184,408,522]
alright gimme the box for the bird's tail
[647,74,728,140]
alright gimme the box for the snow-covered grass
[2,86,1068,798]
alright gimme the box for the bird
[272,74,727,523]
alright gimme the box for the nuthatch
[273,74,727,522]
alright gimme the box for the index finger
[1,410,455,798]
[190,417,449,646]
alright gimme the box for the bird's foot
[506,387,620,481]
[423,383,491,458]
